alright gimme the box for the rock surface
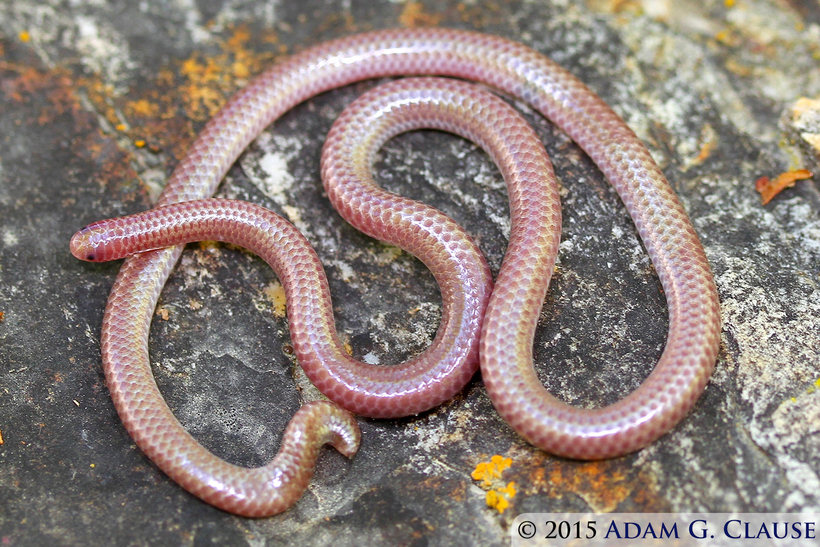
[1,0,819,545]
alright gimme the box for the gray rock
[1,0,818,545]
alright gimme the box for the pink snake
[70,29,721,516]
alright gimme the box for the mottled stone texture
[1,0,819,545]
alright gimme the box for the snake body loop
[73,28,721,514]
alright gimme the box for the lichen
[472,455,516,514]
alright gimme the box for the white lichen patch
[326,259,356,283]
[702,181,820,510]
[72,15,136,89]
[2,228,19,247]
[256,151,296,200]
[366,302,441,360]
[241,132,304,206]
[362,352,380,365]
[238,132,320,240]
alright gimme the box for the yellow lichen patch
[225,25,253,79]
[179,56,229,119]
[263,280,287,318]
[19,30,31,43]
[792,97,820,120]
[174,25,279,121]
[472,455,516,514]
[374,245,403,265]
[126,98,160,118]
[791,97,820,157]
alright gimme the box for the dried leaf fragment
[755,169,813,205]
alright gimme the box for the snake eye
[86,254,95,261]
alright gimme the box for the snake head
[69,220,124,262]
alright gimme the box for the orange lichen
[399,2,442,28]
[489,486,514,514]
[8,23,288,182]
[472,455,516,514]
[755,169,813,205]
[0,61,148,198]
[19,31,31,43]
[448,480,468,502]
[472,454,512,486]
[485,481,517,514]
[0,64,86,126]
[76,75,122,129]
[67,23,283,167]
[534,460,639,513]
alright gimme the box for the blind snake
[71,28,721,516]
